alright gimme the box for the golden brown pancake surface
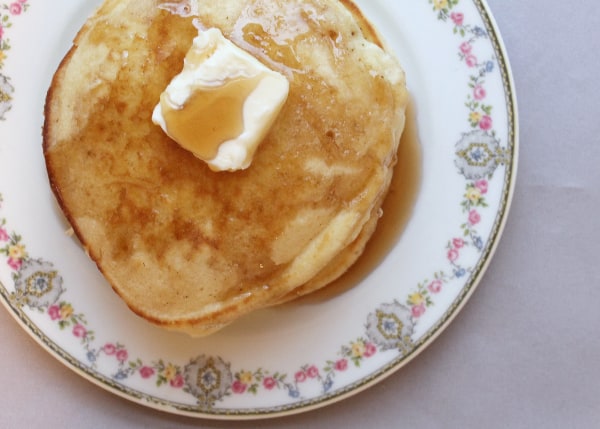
[43,0,408,335]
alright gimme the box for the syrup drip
[292,101,422,304]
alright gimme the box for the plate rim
[0,0,518,420]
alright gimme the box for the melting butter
[152,28,289,171]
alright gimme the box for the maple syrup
[161,75,263,160]
[293,100,422,303]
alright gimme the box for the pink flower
[428,279,443,294]
[7,257,22,271]
[48,305,61,320]
[295,370,307,383]
[451,12,464,26]
[479,115,493,131]
[411,303,426,318]
[334,359,348,372]
[447,248,459,262]
[469,209,481,225]
[232,380,247,394]
[475,179,488,194]
[0,228,8,241]
[0,25,4,41]
[364,342,377,358]
[103,343,116,355]
[306,365,319,378]
[473,84,486,100]
[72,324,87,338]
[9,2,22,14]
[139,366,155,379]
[466,55,478,67]
[263,377,277,390]
[116,349,129,362]
[453,238,465,249]
[460,41,472,54]
[170,374,185,388]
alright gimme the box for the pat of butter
[152,28,289,171]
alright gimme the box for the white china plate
[0,0,517,419]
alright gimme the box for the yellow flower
[433,0,448,10]
[351,341,366,358]
[465,187,482,203]
[0,50,6,63]
[60,303,74,319]
[470,112,482,123]
[408,292,425,306]
[239,371,253,385]
[163,364,177,381]
[8,244,26,260]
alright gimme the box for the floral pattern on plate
[0,0,28,120]
[0,0,516,417]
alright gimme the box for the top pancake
[43,0,408,335]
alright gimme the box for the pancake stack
[43,0,408,336]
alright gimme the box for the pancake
[43,0,408,336]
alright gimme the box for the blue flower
[473,236,484,250]
[454,268,466,278]
[323,377,334,393]
[383,319,399,335]
[87,351,97,363]
[470,147,486,162]
[288,387,300,398]
[114,370,128,381]
[473,26,487,37]
[485,61,494,73]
